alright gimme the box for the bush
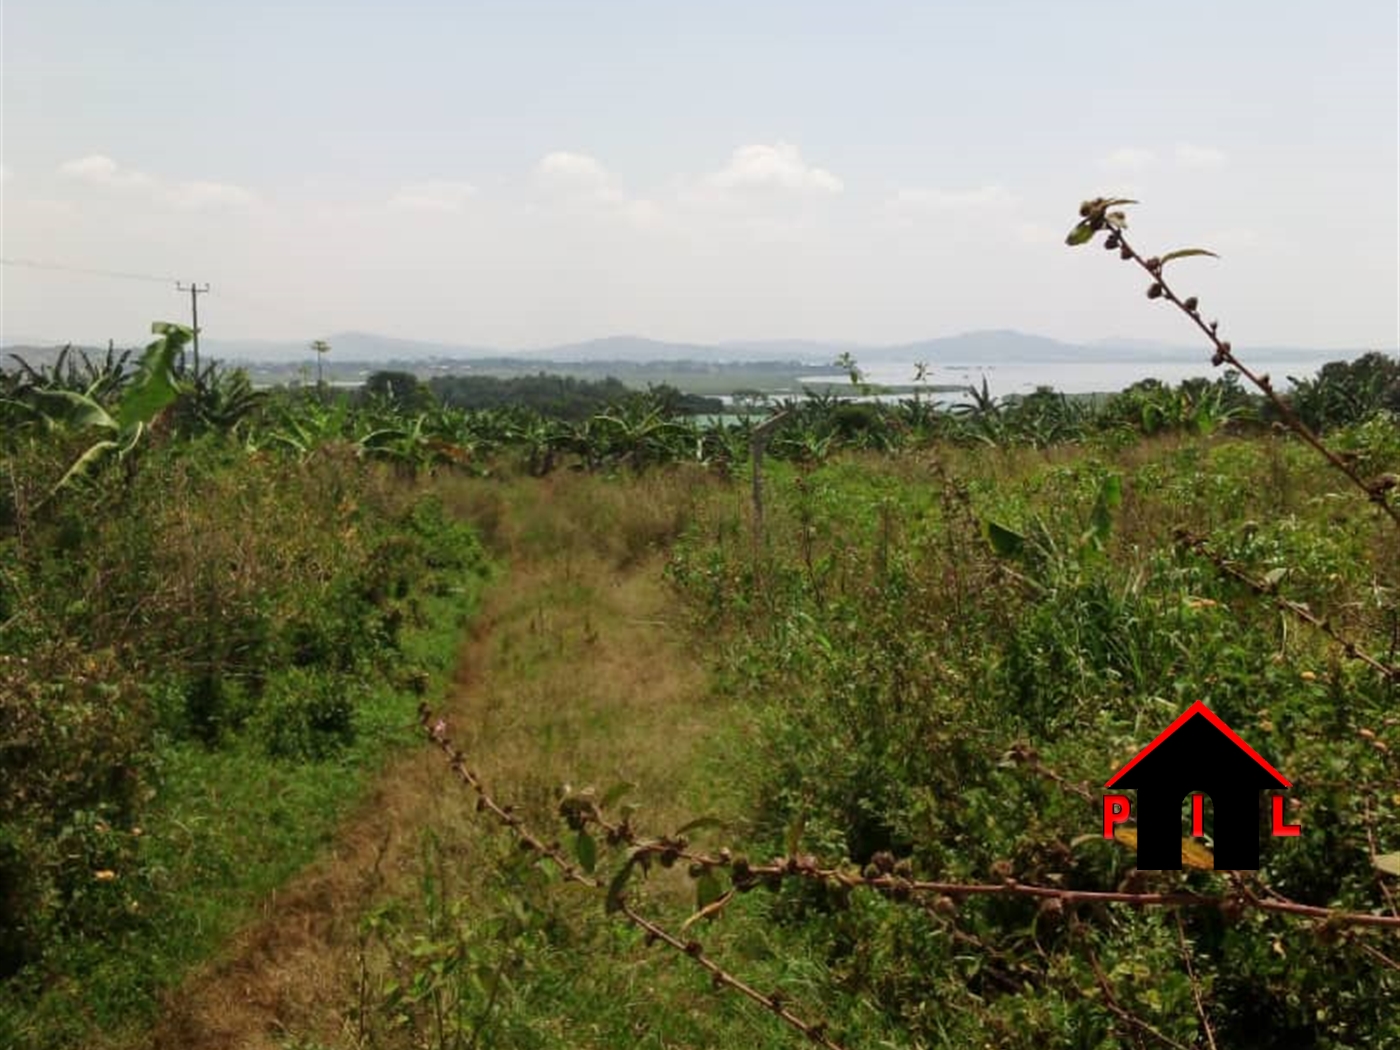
[0,645,151,975]
[670,439,1400,1047]
[251,667,358,760]
[0,424,488,1001]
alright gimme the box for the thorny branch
[1067,197,1400,530]
[1083,937,1195,1050]
[1175,913,1219,1050]
[420,706,852,1050]
[568,792,1400,930]
[1176,528,1400,683]
[425,705,1400,958]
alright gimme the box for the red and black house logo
[1102,701,1300,869]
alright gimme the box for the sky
[1,0,1397,351]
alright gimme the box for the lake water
[800,355,1341,401]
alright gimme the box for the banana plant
[5,343,133,400]
[983,472,1124,591]
[31,322,191,491]
[254,395,353,456]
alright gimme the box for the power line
[0,256,176,285]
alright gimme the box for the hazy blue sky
[2,0,1396,349]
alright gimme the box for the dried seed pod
[1147,283,1164,299]
[1183,296,1199,312]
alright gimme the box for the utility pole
[176,281,211,377]
[310,339,331,396]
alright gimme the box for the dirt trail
[145,477,717,1050]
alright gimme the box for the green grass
[0,588,486,1050]
[7,421,1399,1050]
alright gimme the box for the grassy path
[145,473,734,1049]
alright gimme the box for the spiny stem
[1175,528,1400,682]
[1082,203,1400,529]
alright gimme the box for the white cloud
[1175,143,1227,168]
[531,151,677,234]
[169,180,259,210]
[705,142,842,194]
[388,179,478,213]
[619,197,671,233]
[1101,147,1157,171]
[892,184,1019,212]
[57,154,257,211]
[59,154,154,189]
[535,151,622,201]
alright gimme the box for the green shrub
[0,645,152,975]
[251,667,359,760]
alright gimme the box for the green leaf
[681,886,734,931]
[1065,221,1097,246]
[605,856,636,914]
[575,830,597,874]
[29,389,117,431]
[673,815,726,838]
[0,398,45,426]
[52,439,121,493]
[1374,852,1400,877]
[114,326,188,429]
[985,520,1027,559]
[601,781,636,811]
[150,320,193,339]
[358,428,410,450]
[1088,474,1123,546]
[695,871,723,911]
[1159,248,1219,264]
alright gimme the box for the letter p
[1103,794,1131,838]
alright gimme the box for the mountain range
[182,329,1384,366]
[2,328,1383,369]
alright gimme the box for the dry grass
[140,468,730,1050]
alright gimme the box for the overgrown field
[662,428,1400,1048]
[0,402,489,1046]
[3,320,1399,1048]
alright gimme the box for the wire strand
[1,257,176,285]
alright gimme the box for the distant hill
[4,328,1388,372]
[198,331,498,363]
[881,329,1098,364]
[718,338,866,360]
[516,335,726,363]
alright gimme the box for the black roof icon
[1106,701,1289,869]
